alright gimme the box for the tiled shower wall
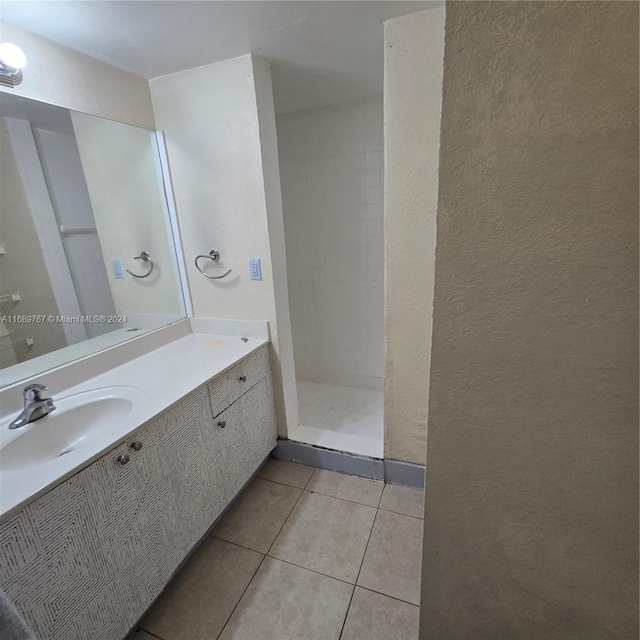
[277,97,384,390]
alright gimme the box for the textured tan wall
[421,2,639,639]
[384,7,445,464]
[151,56,292,435]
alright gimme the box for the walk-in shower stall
[277,97,384,458]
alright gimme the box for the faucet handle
[23,383,48,403]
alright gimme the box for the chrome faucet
[9,384,56,429]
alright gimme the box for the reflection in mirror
[0,93,186,387]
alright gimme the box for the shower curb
[273,439,425,488]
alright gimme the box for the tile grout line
[265,483,308,557]
[138,536,419,637]
[304,467,318,490]
[355,584,421,608]
[376,482,385,509]
[304,487,381,509]
[338,498,381,639]
[377,506,424,520]
[300,466,385,509]
[215,480,308,640]
[263,468,378,639]
[261,554,358,588]
[141,473,421,639]
[214,551,269,640]
[255,475,313,491]
[256,535,420,609]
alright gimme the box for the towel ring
[126,251,154,279]
[195,249,232,280]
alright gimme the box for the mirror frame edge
[154,130,194,318]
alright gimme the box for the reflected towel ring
[195,249,232,280]
[126,251,154,278]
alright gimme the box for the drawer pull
[238,375,247,382]
[117,454,130,465]
[130,441,143,451]
[218,420,226,428]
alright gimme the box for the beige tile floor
[129,459,424,640]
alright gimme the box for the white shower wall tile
[277,97,384,390]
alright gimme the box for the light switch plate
[249,258,262,280]
[112,259,124,279]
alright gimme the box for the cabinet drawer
[207,346,270,419]
[208,374,233,420]
[223,345,270,405]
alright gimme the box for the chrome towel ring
[126,251,154,279]
[195,249,232,280]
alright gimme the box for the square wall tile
[277,96,384,389]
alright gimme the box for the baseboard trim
[273,439,384,480]
[384,458,425,489]
[273,439,426,488]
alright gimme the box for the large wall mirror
[0,93,187,388]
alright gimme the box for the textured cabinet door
[0,472,114,640]
[159,387,227,554]
[238,376,277,473]
[0,350,274,640]
[68,432,177,640]
[0,387,227,640]
[208,375,277,502]
[205,346,277,503]
[208,402,247,501]
[0,428,175,640]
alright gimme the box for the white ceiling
[0,1,439,113]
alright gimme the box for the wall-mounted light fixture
[0,43,26,87]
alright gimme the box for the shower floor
[290,380,384,459]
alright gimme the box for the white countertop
[0,332,268,520]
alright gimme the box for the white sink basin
[0,386,146,471]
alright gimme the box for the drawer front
[208,374,233,419]
[224,345,270,405]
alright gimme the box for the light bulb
[0,43,26,70]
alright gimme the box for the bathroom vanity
[0,333,277,640]
[0,85,282,640]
